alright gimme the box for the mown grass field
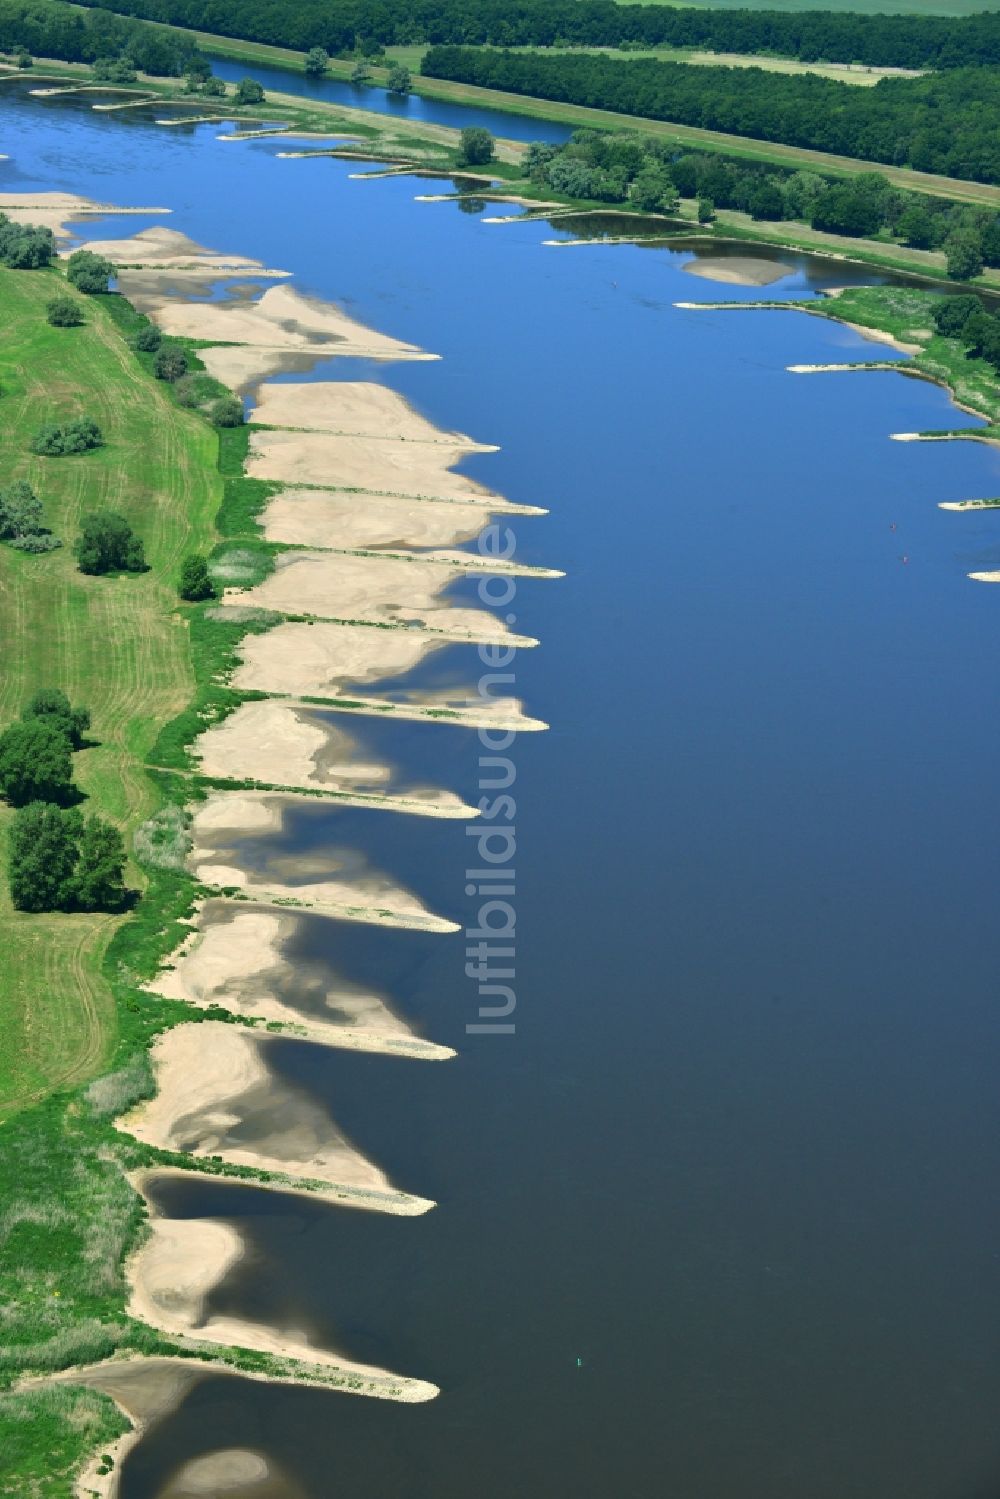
[0,268,219,1114]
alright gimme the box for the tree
[932,294,981,338]
[897,204,936,249]
[178,553,216,601]
[203,75,226,97]
[304,46,328,77]
[46,295,83,327]
[0,480,43,540]
[386,65,411,95]
[945,229,984,281]
[748,181,785,221]
[22,688,90,749]
[130,323,162,353]
[0,720,75,806]
[92,56,136,83]
[74,511,146,575]
[0,214,53,269]
[8,803,82,912]
[153,347,188,382]
[351,61,371,84]
[697,196,715,223]
[72,816,127,911]
[980,217,1000,267]
[234,76,265,104]
[460,127,494,166]
[209,395,244,427]
[16,50,32,69]
[629,166,673,214]
[66,249,114,294]
[30,417,103,455]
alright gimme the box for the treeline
[424,47,1000,187]
[0,0,199,75]
[63,0,1000,71]
[531,132,1000,278]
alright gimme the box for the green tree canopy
[30,417,103,456]
[945,229,984,281]
[74,511,147,575]
[8,803,82,912]
[0,720,75,806]
[235,76,265,103]
[0,213,53,269]
[460,127,494,165]
[153,347,188,382]
[66,249,114,295]
[386,64,411,94]
[305,45,328,76]
[72,817,128,911]
[0,480,43,541]
[22,688,91,749]
[178,553,216,601]
[130,323,162,353]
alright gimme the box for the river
[5,80,1000,1499]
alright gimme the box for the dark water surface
[6,89,1000,1499]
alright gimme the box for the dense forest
[424,47,1000,186]
[64,0,1000,71]
[0,0,198,73]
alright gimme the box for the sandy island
[681,254,793,286]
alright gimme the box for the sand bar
[0,191,169,237]
[251,380,494,447]
[146,282,434,363]
[246,427,495,502]
[193,697,475,815]
[681,255,793,286]
[119,1022,433,1213]
[232,550,537,643]
[149,900,454,1058]
[73,226,285,275]
[190,791,461,930]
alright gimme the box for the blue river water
[5,82,1000,1499]
[205,52,574,142]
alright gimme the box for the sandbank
[245,427,495,501]
[193,697,475,815]
[127,1204,434,1395]
[681,255,792,286]
[251,380,494,447]
[968,570,1000,581]
[232,550,537,643]
[119,1022,433,1213]
[939,499,1000,510]
[74,226,285,275]
[0,191,169,237]
[190,791,461,930]
[260,489,491,549]
[148,900,454,1058]
[146,282,434,363]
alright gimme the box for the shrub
[10,532,61,553]
[153,347,188,382]
[15,49,31,68]
[92,56,136,83]
[210,395,244,428]
[130,323,161,353]
[74,511,146,575]
[30,418,103,455]
[46,295,83,327]
[178,553,216,601]
[203,75,226,96]
[66,249,114,295]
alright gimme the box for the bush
[203,75,226,96]
[0,213,54,269]
[92,55,137,83]
[66,249,114,295]
[210,395,244,428]
[386,64,411,95]
[178,553,216,601]
[0,721,75,806]
[351,61,371,84]
[305,46,328,77]
[153,347,188,382]
[15,49,31,68]
[30,418,103,455]
[697,196,715,223]
[74,511,146,575]
[22,688,90,749]
[46,295,83,327]
[130,323,161,353]
[10,532,61,553]
[234,76,264,104]
[460,127,494,166]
